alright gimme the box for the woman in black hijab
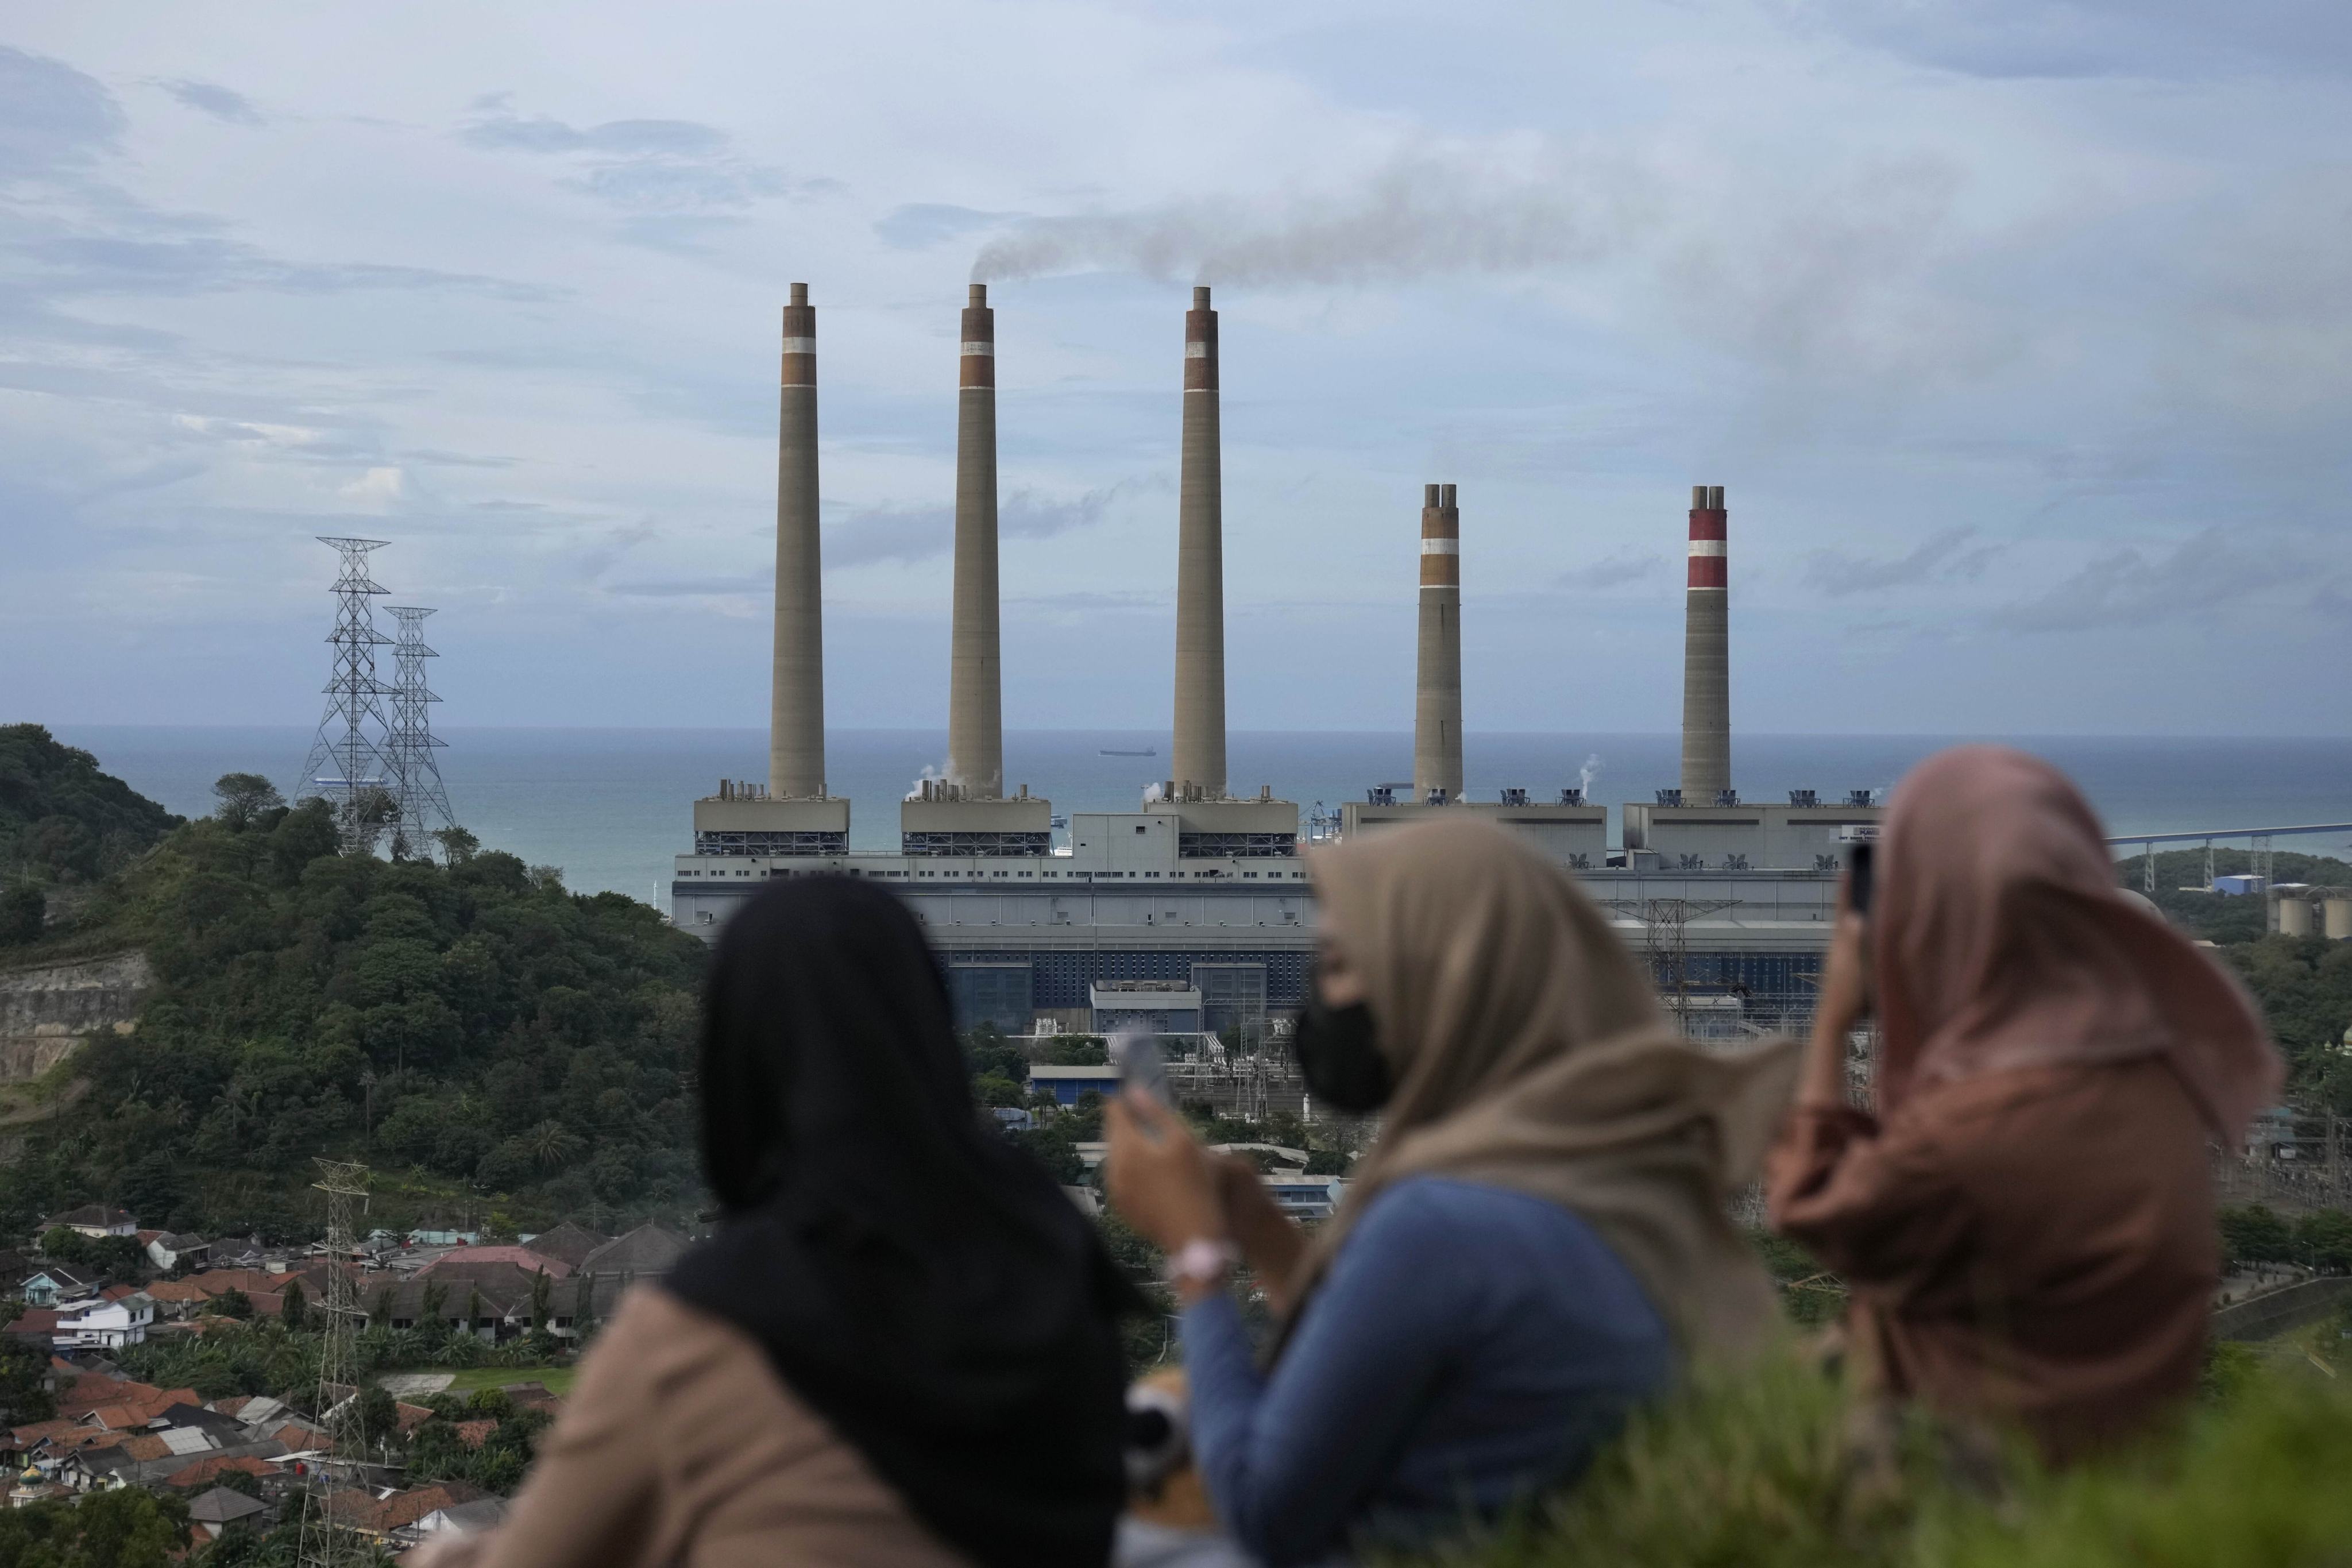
[451,877,1134,1568]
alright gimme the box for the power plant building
[673,292,1876,1045]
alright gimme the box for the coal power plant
[674,283,1883,1057]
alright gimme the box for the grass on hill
[1393,1344,2352,1568]
[433,1364,578,1396]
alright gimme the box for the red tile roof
[59,1374,163,1418]
[9,1417,79,1447]
[164,1454,280,1489]
[394,1402,435,1435]
[451,1419,497,1450]
[423,1246,570,1279]
[83,1388,200,1430]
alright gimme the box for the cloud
[458,99,813,219]
[971,146,1651,285]
[606,575,763,598]
[829,485,1125,569]
[156,79,264,126]
[573,522,658,583]
[337,467,404,501]
[461,111,729,157]
[12,232,558,301]
[875,203,1022,250]
[1556,552,1663,589]
[1988,528,2318,631]
[1775,0,2352,82]
[0,46,125,175]
[1806,526,2000,596]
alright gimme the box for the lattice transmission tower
[1597,895,1741,1035]
[383,607,458,860]
[296,1158,370,1568]
[298,539,397,854]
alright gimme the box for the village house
[39,1207,137,1242]
[138,1231,209,1274]
[53,1292,153,1351]
[18,1265,98,1309]
[187,1484,267,1541]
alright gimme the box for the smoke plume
[971,149,1650,286]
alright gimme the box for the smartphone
[1114,1030,1168,1103]
[1847,841,1875,917]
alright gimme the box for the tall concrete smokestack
[1413,482,1463,803]
[1681,482,1730,802]
[1173,285,1226,798]
[948,283,1003,797]
[769,284,827,797]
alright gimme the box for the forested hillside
[2134,846,2352,1113]
[0,724,184,943]
[0,765,710,1239]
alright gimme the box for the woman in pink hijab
[1767,746,2281,1458]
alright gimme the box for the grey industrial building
[670,287,1881,1039]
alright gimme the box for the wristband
[1161,1238,1239,1290]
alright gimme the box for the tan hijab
[1876,746,2280,1142]
[1289,817,1799,1363]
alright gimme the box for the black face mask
[1291,997,1392,1113]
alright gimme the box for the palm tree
[524,1121,583,1171]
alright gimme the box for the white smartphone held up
[1113,1028,1168,1103]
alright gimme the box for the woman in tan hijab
[1107,817,1797,1566]
[1768,746,2281,1459]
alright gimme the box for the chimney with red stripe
[1681,484,1730,803]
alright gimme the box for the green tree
[526,1120,584,1170]
[2296,1208,2352,1273]
[1011,1125,1085,1184]
[67,1484,190,1566]
[40,1226,90,1264]
[352,1384,399,1449]
[530,1268,553,1334]
[280,1277,307,1331]
[0,1337,56,1423]
[210,1288,253,1320]
[0,882,41,947]
[973,1073,1028,1109]
[2220,1204,2295,1266]
[210,774,285,832]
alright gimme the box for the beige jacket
[428,1286,970,1568]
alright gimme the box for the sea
[46,726,2352,913]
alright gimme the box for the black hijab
[666,876,1133,1568]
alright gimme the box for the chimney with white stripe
[948,284,1003,797]
[1173,285,1226,798]
[769,283,827,797]
[1680,483,1730,802]
[1413,482,1463,803]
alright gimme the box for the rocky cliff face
[0,952,152,1082]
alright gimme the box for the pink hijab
[1875,746,2280,1144]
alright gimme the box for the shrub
[1395,1354,2352,1568]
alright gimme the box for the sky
[3,1,2350,737]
